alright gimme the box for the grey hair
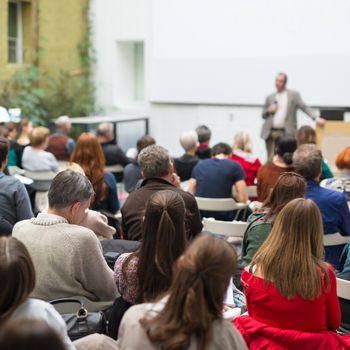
[48,170,95,209]
[293,144,322,180]
[97,122,113,137]
[233,131,252,153]
[138,145,170,179]
[179,131,198,151]
[55,116,71,128]
[195,125,211,143]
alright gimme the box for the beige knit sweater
[13,213,118,302]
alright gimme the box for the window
[8,1,23,64]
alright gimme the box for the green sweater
[241,212,273,267]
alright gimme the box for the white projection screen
[150,0,350,106]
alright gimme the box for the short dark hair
[48,170,95,209]
[275,135,297,166]
[195,125,211,143]
[293,144,322,180]
[211,142,232,156]
[136,135,156,153]
[277,72,288,85]
[0,137,9,168]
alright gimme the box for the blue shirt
[306,179,350,269]
[191,158,245,220]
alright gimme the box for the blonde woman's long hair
[252,198,330,300]
[232,131,252,153]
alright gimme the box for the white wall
[90,0,320,163]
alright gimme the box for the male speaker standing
[261,73,325,161]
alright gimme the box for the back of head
[179,130,198,152]
[233,131,252,153]
[136,135,156,154]
[0,237,35,325]
[274,135,297,166]
[253,198,327,300]
[195,125,211,144]
[138,144,170,179]
[96,122,113,138]
[0,319,65,350]
[29,127,50,147]
[55,115,71,131]
[71,132,106,183]
[293,144,322,180]
[296,125,317,146]
[48,170,94,209]
[335,146,350,170]
[137,190,187,302]
[212,142,232,156]
[141,234,237,350]
[0,137,9,168]
[263,172,306,216]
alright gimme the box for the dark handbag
[50,298,107,341]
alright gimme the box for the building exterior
[0,0,88,83]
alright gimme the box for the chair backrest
[24,170,57,181]
[247,186,257,198]
[105,164,124,173]
[195,197,247,212]
[323,233,350,246]
[336,277,350,300]
[202,217,248,237]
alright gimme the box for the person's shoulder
[13,218,33,234]
[319,185,346,202]
[104,171,116,183]
[211,319,248,349]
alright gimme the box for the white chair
[337,277,350,300]
[8,165,25,176]
[195,197,248,220]
[105,164,124,173]
[247,186,257,198]
[23,170,57,181]
[202,217,248,238]
[323,233,350,246]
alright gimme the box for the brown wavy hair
[0,237,36,326]
[262,172,306,220]
[140,234,237,350]
[252,198,330,300]
[71,132,107,205]
[123,190,187,303]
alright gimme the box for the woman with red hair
[71,133,119,214]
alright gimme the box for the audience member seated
[115,190,187,304]
[0,137,33,235]
[257,135,296,202]
[0,236,118,350]
[195,124,212,159]
[322,146,350,201]
[5,122,22,167]
[234,199,350,349]
[174,130,199,182]
[338,241,350,280]
[241,172,306,267]
[12,170,117,301]
[71,132,119,214]
[46,115,75,161]
[22,127,59,173]
[297,125,333,180]
[96,122,130,167]
[124,135,156,193]
[230,131,261,186]
[293,144,350,270]
[17,118,32,146]
[188,142,248,221]
[117,234,248,350]
[0,236,74,350]
[121,145,202,241]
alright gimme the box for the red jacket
[234,316,350,350]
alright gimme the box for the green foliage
[0,0,96,126]
[0,65,46,124]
